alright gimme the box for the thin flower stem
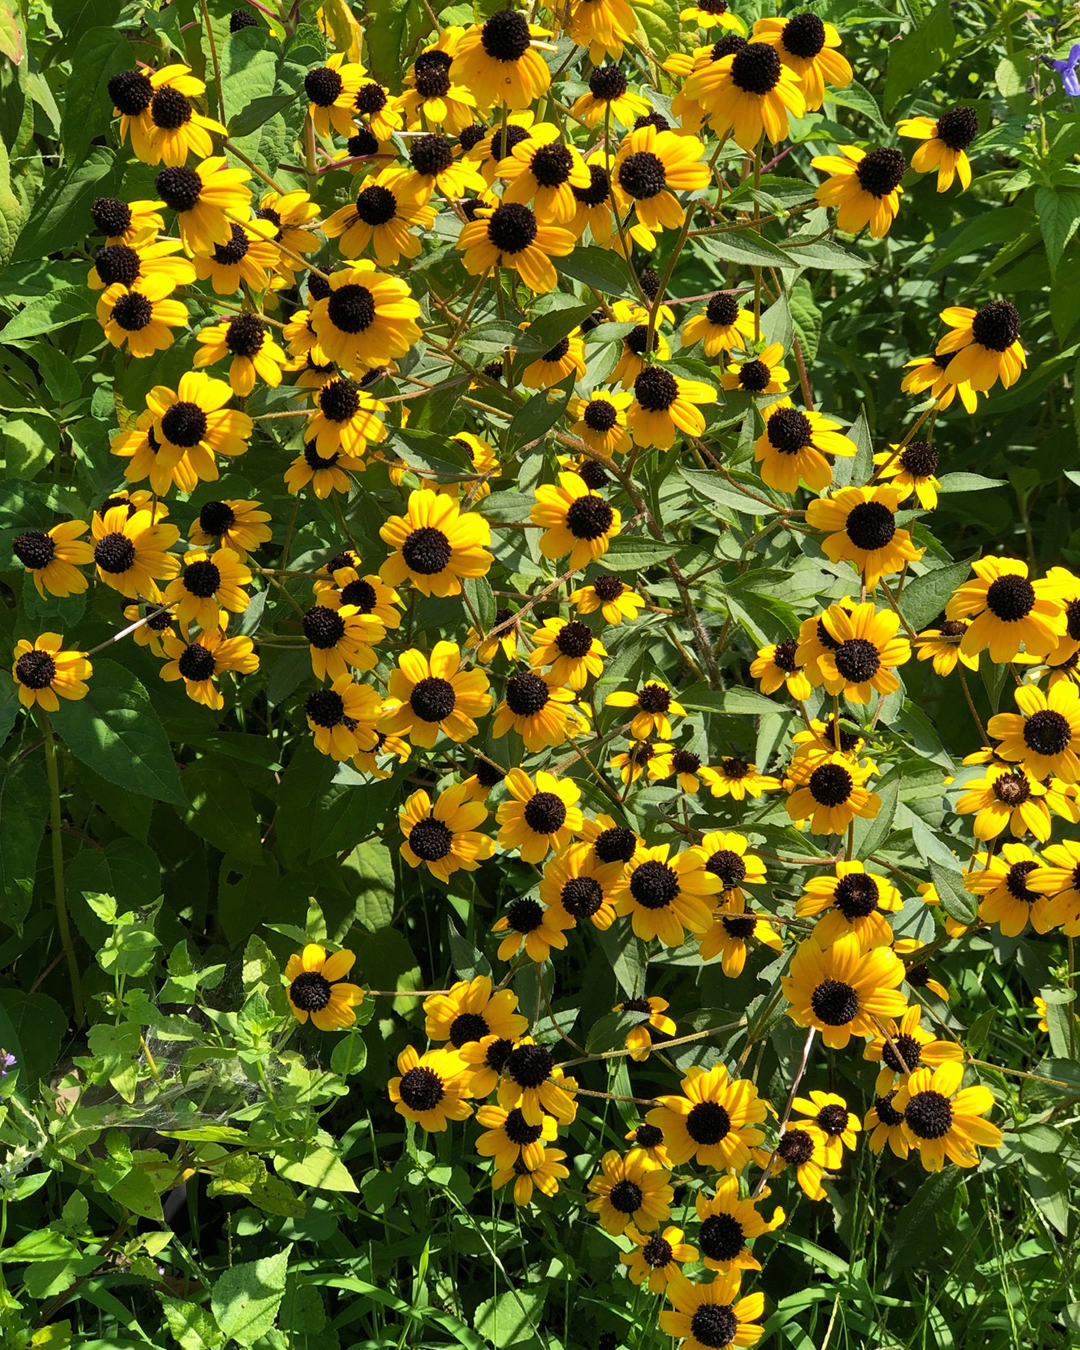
[957,666,989,743]
[221,140,287,196]
[751,1025,816,1199]
[85,603,177,656]
[199,0,227,125]
[559,1020,748,1069]
[38,711,83,1025]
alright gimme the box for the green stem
[39,712,83,1025]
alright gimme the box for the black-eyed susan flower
[796,860,900,948]
[193,314,288,396]
[611,125,710,245]
[497,1037,577,1125]
[864,1090,909,1158]
[964,843,1056,937]
[496,768,583,863]
[88,235,194,294]
[863,1004,965,1096]
[285,440,367,499]
[253,188,320,276]
[695,830,766,901]
[790,1091,860,1170]
[284,943,363,1030]
[381,641,492,746]
[956,762,1051,841]
[614,845,720,946]
[587,1150,673,1235]
[462,755,507,801]
[667,36,745,131]
[528,616,606,690]
[451,11,552,110]
[466,112,535,180]
[352,728,411,780]
[791,714,866,762]
[108,67,157,158]
[568,154,617,244]
[350,76,404,141]
[606,680,685,740]
[648,1063,766,1169]
[608,301,671,386]
[322,166,435,267]
[785,752,881,836]
[91,504,180,602]
[153,157,251,256]
[696,1178,784,1275]
[379,488,493,598]
[302,600,383,681]
[650,745,710,793]
[987,680,1080,783]
[901,347,978,413]
[492,897,572,963]
[613,996,676,1061]
[90,194,163,246]
[493,671,576,750]
[13,521,92,598]
[750,639,811,700]
[540,840,622,930]
[808,600,911,705]
[459,1033,515,1096]
[806,485,923,590]
[399,30,476,131]
[720,345,789,397]
[161,629,258,710]
[571,572,644,625]
[610,739,660,786]
[497,123,590,224]
[475,1102,558,1173]
[493,1143,570,1206]
[753,12,851,110]
[568,0,637,63]
[681,291,756,357]
[935,301,1026,393]
[97,277,188,357]
[12,634,91,712]
[124,601,175,656]
[893,1062,1002,1171]
[627,366,717,449]
[782,933,907,1049]
[700,755,780,800]
[467,606,518,663]
[572,65,650,127]
[398,783,494,881]
[521,329,587,391]
[683,40,805,150]
[1030,839,1080,934]
[946,558,1065,662]
[388,1045,473,1131]
[914,618,979,675]
[812,144,906,239]
[311,263,422,373]
[303,677,381,758]
[189,499,272,559]
[621,1225,698,1293]
[660,1272,764,1350]
[568,392,633,457]
[873,440,941,509]
[163,547,250,633]
[457,201,574,293]
[305,54,365,137]
[699,895,782,975]
[305,379,388,462]
[681,0,744,31]
[424,975,528,1050]
[139,65,225,165]
[625,1121,671,1170]
[758,1127,827,1200]
[147,370,253,486]
[898,105,979,191]
[753,399,856,494]
[532,473,622,569]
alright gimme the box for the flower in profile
[380,488,493,597]
[381,642,492,746]
[124,601,175,657]
[154,157,251,255]
[987,681,1080,783]
[627,366,717,449]
[614,845,721,945]
[873,440,942,508]
[493,1143,570,1206]
[284,944,363,1030]
[659,1271,765,1350]
[796,860,901,949]
[302,678,381,758]
[1046,43,1080,98]
[521,328,587,390]
[398,784,494,881]
[388,1046,473,1131]
[682,40,806,150]
[806,485,923,589]
[425,975,528,1050]
[612,996,676,1062]
[680,0,743,30]
[1030,839,1080,934]
[812,144,906,238]
[782,933,907,1048]
[621,1225,698,1293]
[194,314,288,396]
[12,521,93,598]
[898,105,979,191]
[253,187,320,275]
[935,301,1026,393]
[532,473,622,568]
[753,12,851,110]
[451,11,552,110]
[754,399,856,494]
[893,1062,1002,1171]
[570,573,644,625]
[457,201,574,293]
[700,754,780,801]
[161,629,258,710]
[567,0,638,64]
[863,1004,965,1096]
[699,894,782,974]
[587,1150,673,1235]
[12,634,92,711]
[496,768,583,863]
[864,1090,908,1158]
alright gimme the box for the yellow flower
[955,762,1052,841]
[388,1045,473,1131]
[757,1128,828,1201]
[160,628,258,710]
[790,1091,861,1173]
[424,975,528,1050]
[303,377,389,461]
[380,489,493,597]
[795,860,901,949]
[659,1270,766,1350]
[621,1225,698,1293]
[568,391,634,456]
[695,1177,784,1274]
[784,751,881,836]
[529,616,607,689]
[964,842,1056,937]
[163,548,250,633]
[305,53,365,137]
[492,1143,570,1206]
[91,504,180,602]
[613,995,676,1061]
[570,573,644,625]
[398,30,477,132]
[540,839,623,931]
[303,677,382,758]
[934,301,1026,393]
[12,634,91,711]
[492,672,577,751]
[699,755,780,801]
[1030,839,1080,935]
[681,0,744,30]
[898,106,979,191]
[381,641,491,746]
[12,521,93,598]
[807,600,911,704]
[863,1004,964,1096]
[812,144,906,238]
[193,315,289,396]
[720,343,789,396]
[682,40,806,150]
[322,166,435,267]
[153,156,252,256]
[750,639,812,701]
[492,898,573,963]
[605,680,685,740]
[450,12,552,110]
[627,366,717,449]
[892,1062,1002,1171]
[987,680,1080,783]
[587,1150,673,1235]
[89,195,163,246]
[285,439,367,499]
[873,439,941,508]
[457,201,575,294]
[284,944,363,1030]
[754,398,856,494]
[497,1037,577,1125]
[901,348,978,413]
[915,618,980,675]
[611,125,711,244]
[301,597,383,681]
[188,499,272,559]
[147,370,253,488]
[614,844,721,945]
[497,122,590,223]
[1034,996,1050,1032]
[567,0,639,64]
[398,784,494,881]
[698,894,782,975]
[571,66,650,127]
[681,290,756,357]
[753,13,852,110]
[648,1063,766,1169]
[945,557,1065,662]
[88,233,195,294]
[532,473,622,568]
[864,1089,909,1159]
[475,1102,558,1173]
[521,329,587,390]
[193,218,279,294]
[782,933,907,1048]
[97,277,188,357]
[496,768,583,863]
[805,485,923,589]
[311,262,422,374]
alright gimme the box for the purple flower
[1047,43,1080,97]
[0,1052,15,1077]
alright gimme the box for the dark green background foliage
[0,0,1078,1348]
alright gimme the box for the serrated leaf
[899,558,973,633]
[928,856,976,925]
[211,1248,290,1347]
[1034,186,1080,277]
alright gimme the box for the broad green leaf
[274,1147,358,1192]
[61,27,132,164]
[1034,186,1080,277]
[928,856,976,926]
[364,0,419,86]
[180,761,263,864]
[211,1247,291,1347]
[0,759,46,931]
[220,27,281,133]
[883,1,955,111]
[504,375,574,452]
[0,287,96,345]
[600,534,680,570]
[899,558,973,633]
[883,1168,959,1285]
[681,467,779,516]
[557,245,633,296]
[700,229,790,268]
[936,473,1006,494]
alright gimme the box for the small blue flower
[1047,43,1080,97]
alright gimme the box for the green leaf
[928,856,976,926]
[852,769,900,860]
[700,229,790,268]
[778,237,873,270]
[180,761,263,864]
[0,287,95,345]
[274,1147,358,1193]
[341,838,396,930]
[936,473,1006,494]
[211,1247,291,1347]
[899,559,973,633]
[557,245,633,296]
[61,27,132,165]
[1034,187,1080,277]
[474,1288,545,1350]
[0,3,25,64]
[50,658,188,809]
[0,759,46,932]
[364,0,419,86]
[681,468,778,516]
[883,1,955,111]
[505,375,574,452]
[600,534,680,571]
[220,27,281,133]
[789,279,821,364]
